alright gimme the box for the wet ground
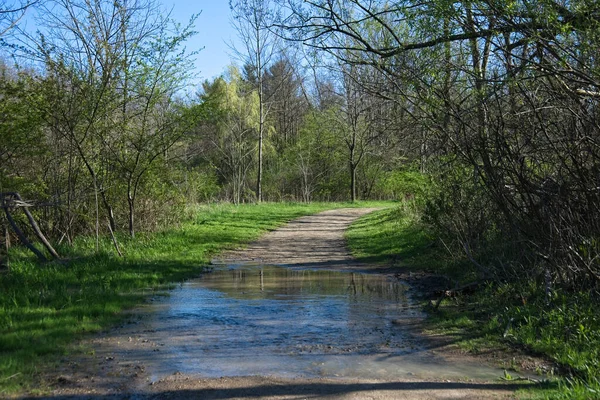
[141,265,504,382]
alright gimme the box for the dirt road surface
[27,208,537,399]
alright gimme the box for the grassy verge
[346,206,600,399]
[0,201,392,395]
[345,204,470,280]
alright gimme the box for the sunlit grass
[345,204,457,275]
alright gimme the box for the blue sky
[164,0,239,84]
[12,1,238,92]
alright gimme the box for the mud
[135,266,505,383]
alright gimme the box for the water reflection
[202,267,409,303]
[142,266,503,381]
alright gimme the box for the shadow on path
[26,379,541,399]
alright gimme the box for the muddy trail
[31,208,538,399]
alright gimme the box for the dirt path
[213,208,381,270]
[32,208,534,399]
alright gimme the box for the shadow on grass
[347,209,438,267]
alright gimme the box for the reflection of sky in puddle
[143,266,503,381]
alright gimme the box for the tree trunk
[8,192,60,260]
[94,174,100,252]
[350,162,357,202]
[302,166,311,203]
[21,203,60,260]
[420,137,428,173]
[256,49,264,203]
[128,194,135,238]
[83,158,116,234]
[257,124,263,202]
[108,220,123,257]
[1,220,9,268]
[349,136,357,202]
[3,204,47,262]
[106,203,116,233]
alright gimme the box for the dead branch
[2,200,47,262]
[1,192,60,261]
[107,221,123,257]
[433,281,483,310]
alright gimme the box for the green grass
[346,206,424,262]
[0,201,392,394]
[346,205,461,276]
[346,205,600,399]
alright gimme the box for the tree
[263,55,307,152]
[0,64,45,192]
[103,7,197,237]
[1,0,198,244]
[198,68,261,204]
[285,108,344,202]
[328,62,397,202]
[0,62,47,265]
[230,0,280,202]
[278,0,600,287]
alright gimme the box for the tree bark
[128,194,135,238]
[7,193,60,260]
[257,119,263,202]
[256,22,264,204]
[1,219,9,268]
[2,203,47,262]
[350,162,357,202]
[21,202,60,260]
[108,220,123,257]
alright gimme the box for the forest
[1,0,600,397]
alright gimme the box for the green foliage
[183,167,221,203]
[197,68,268,203]
[203,67,261,130]
[421,158,524,282]
[460,286,600,399]
[504,291,600,382]
[0,71,47,193]
[0,0,202,239]
[279,109,348,201]
[374,166,432,203]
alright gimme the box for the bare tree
[0,0,38,37]
[263,54,308,151]
[230,0,280,202]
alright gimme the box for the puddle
[138,266,504,381]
